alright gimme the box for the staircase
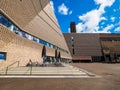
[0,63,88,76]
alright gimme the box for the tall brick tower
[70,22,76,33]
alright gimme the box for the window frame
[0,52,7,60]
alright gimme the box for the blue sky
[50,0,120,33]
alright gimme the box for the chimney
[70,22,76,33]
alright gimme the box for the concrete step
[0,64,88,76]
[5,72,86,75]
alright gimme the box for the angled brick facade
[0,0,71,69]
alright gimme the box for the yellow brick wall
[0,25,71,69]
[0,24,44,69]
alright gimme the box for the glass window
[13,25,18,32]
[0,14,13,30]
[50,44,54,48]
[39,39,43,44]
[22,32,27,38]
[14,28,21,36]
[33,37,38,42]
[8,24,14,31]
[46,42,50,47]
[0,52,6,60]
[40,40,47,45]
[72,48,75,55]
[36,38,39,43]
[71,36,74,48]
[25,33,29,39]
[33,37,36,42]
[44,41,47,46]
[39,40,45,45]
[27,35,33,40]
[71,36,74,40]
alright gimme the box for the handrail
[5,61,20,75]
[30,64,32,75]
[28,60,33,75]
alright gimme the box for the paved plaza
[0,63,120,90]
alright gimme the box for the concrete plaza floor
[0,63,120,90]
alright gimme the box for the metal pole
[30,65,32,75]
[5,67,8,75]
[18,61,19,67]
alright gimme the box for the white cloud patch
[69,10,73,15]
[75,0,115,33]
[111,17,115,22]
[99,24,114,33]
[58,3,72,15]
[50,1,54,11]
[94,0,115,6]
[58,3,68,15]
[115,27,120,32]
[76,23,84,33]
[101,22,105,25]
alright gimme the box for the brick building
[0,0,71,69]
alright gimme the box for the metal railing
[30,64,32,75]
[5,61,20,75]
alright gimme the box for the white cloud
[111,17,115,22]
[101,22,105,25]
[58,3,73,15]
[94,0,115,6]
[115,27,120,32]
[92,24,114,33]
[50,1,54,11]
[101,17,107,20]
[76,23,84,33]
[58,3,69,15]
[75,0,115,33]
[69,11,73,15]
[115,21,120,26]
[101,24,114,33]
[78,10,102,32]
